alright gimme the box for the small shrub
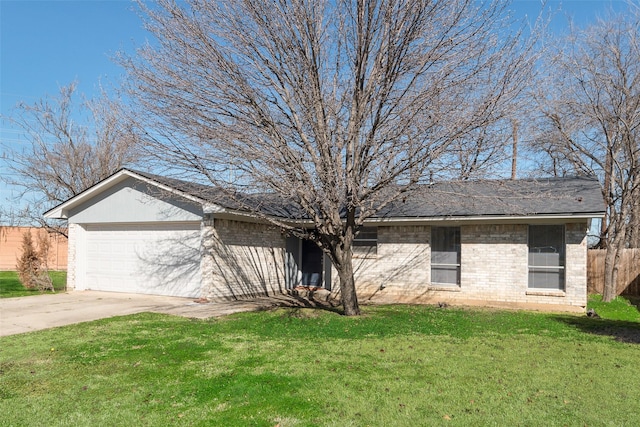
[16,231,53,292]
[16,232,37,288]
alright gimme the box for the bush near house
[16,231,54,291]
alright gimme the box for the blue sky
[1,0,145,113]
[1,0,149,209]
[0,0,633,215]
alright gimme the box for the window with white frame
[353,227,377,256]
[431,226,461,286]
[528,225,565,290]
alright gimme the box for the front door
[285,236,331,289]
[301,240,323,286]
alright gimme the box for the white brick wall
[65,223,79,291]
[459,224,529,303]
[335,225,431,299]
[563,222,589,306]
[199,219,588,310]
[201,218,287,299]
[333,223,589,310]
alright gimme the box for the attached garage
[45,171,208,298]
[80,223,201,297]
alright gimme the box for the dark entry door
[301,240,323,287]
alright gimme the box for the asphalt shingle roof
[379,176,604,218]
[130,169,604,220]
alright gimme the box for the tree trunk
[603,244,618,302]
[337,219,360,316]
[599,150,613,249]
[603,207,629,302]
[511,120,518,180]
[337,253,360,316]
[629,196,640,248]
[602,224,627,302]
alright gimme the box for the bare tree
[531,9,640,301]
[123,0,538,315]
[1,82,139,236]
[432,120,517,180]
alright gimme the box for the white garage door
[83,222,202,297]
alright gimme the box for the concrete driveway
[0,291,280,337]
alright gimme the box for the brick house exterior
[198,219,589,310]
[48,169,604,311]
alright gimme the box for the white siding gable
[67,177,203,224]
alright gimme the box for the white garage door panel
[84,223,201,297]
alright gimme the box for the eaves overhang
[361,212,604,226]
[207,210,604,227]
[43,168,226,220]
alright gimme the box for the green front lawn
[1,304,639,426]
[0,270,67,298]
[587,294,640,322]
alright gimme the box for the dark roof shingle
[379,176,604,218]
[130,169,604,219]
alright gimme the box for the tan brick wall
[334,225,431,300]
[202,218,287,299]
[331,222,588,310]
[0,226,68,270]
[564,222,589,306]
[198,219,588,309]
[458,224,529,303]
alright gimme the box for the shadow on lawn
[627,296,640,314]
[553,315,640,344]
[256,292,344,315]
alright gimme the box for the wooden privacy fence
[587,248,640,296]
[0,227,68,270]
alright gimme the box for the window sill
[429,284,461,292]
[526,289,566,297]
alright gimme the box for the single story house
[45,169,605,311]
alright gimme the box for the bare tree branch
[122,0,539,315]
[530,8,640,301]
[0,82,139,236]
